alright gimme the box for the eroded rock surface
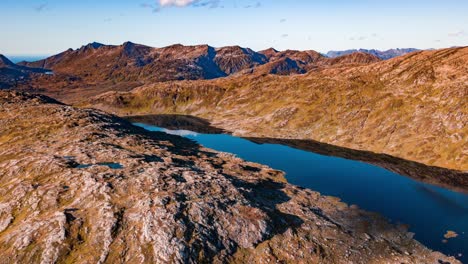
[0,91,460,263]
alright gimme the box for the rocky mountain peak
[259,47,280,58]
[122,41,135,48]
[87,42,105,49]
[214,46,268,74]
[77,42,106,53]
[326,51,382,65]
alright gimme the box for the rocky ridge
[326,48,420,60]
[0,91,460,263]
[87,47,468,171]
[11,42,384,98]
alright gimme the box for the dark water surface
[133,119,467,262]
[76,162,124,169]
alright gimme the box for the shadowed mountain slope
[0,54,50,89]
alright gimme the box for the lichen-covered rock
[0,91,460,263]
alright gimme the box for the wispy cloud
[280,18,287,23]
[192,0,221,8]
[448,30,465,37]
[159,0,192,6]
[155,0,259,9]
[349,34,378,41]
[34,3,48,12]
[141,2,160,12]
[159,0,197,7]
[281,34,289,38]
[244,2,261,8]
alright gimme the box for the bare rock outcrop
[0,91,460,263]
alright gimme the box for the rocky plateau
[0,91,461,263]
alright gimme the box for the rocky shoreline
[0,91,461,263]
[85,47,468,173]
[128,114,468,193]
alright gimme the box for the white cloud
[159,0,197,7]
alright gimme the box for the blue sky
[1,0,467,55]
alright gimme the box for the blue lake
[134,122,468,262]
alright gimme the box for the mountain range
[0,42,384,100]
[0,42,417,92]
[326,48,420,60]
[15,42,383,82]
[2,43,421,92]
[1,45,422,88]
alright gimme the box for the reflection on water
[246,137,468,194]
[129,114,468,262]
[128,114,468,193]
[161,128,200,137]
[129,115,224,134]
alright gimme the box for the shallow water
[134,120,468,261]
[76,162,123,169]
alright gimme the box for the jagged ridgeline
[2,41,384,94]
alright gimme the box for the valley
[0,42,466,263]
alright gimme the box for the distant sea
[7,55,49,63]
